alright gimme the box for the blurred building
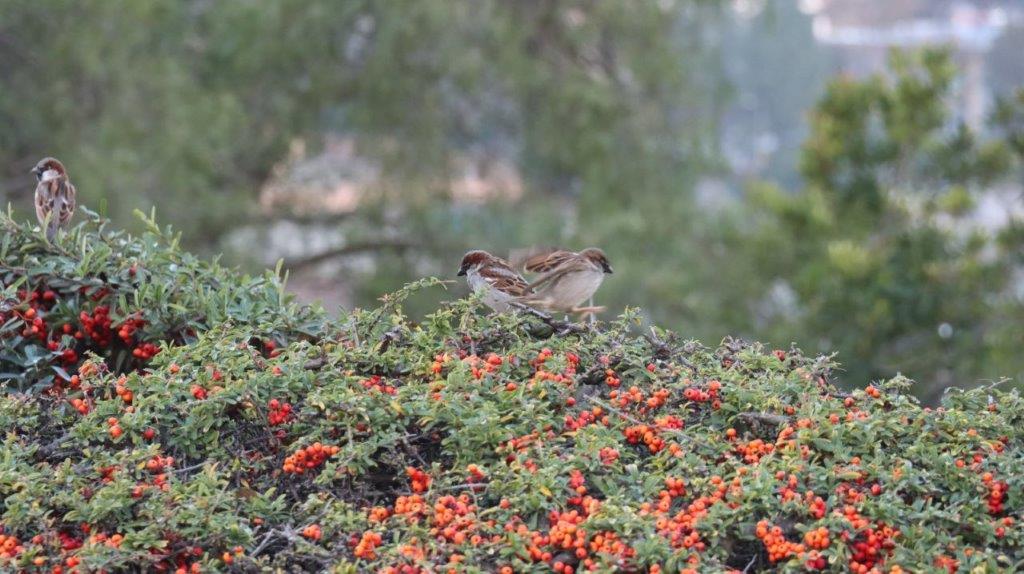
[800,0,1020,128]
[259,135,522,218]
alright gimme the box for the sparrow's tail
[46,218,59,242]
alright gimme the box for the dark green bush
[0,214,1021,573]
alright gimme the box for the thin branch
[509,302,588,336]
[283,239,413,271]
[172,461,212,475]
[735,412,791,427]
[303,357,327,371]
[430,482,488,494]
[33,431,73,460]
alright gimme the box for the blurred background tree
[2,0,1023,399]
[738,49,1024,402]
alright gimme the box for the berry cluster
[563,406,607,431]
[735,438,774,464]
[352,531,383,560]
[70,397,90,415]
[106,417,123,439]
[623,424,665,453]
[282,443,339,474]
[598,447,619,465]
[301,524,322,541]
[79,305,114,347]
[0,533,23,560]
[984,473,1007,515]
[267,398,293,426]
[406,466,431,493]
[3,279,164,396]
[114,376,133,404]
[146,455,174,473]
[361,375,397,395]
[756,521,807,564]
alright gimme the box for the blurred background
[2,0,1024,400]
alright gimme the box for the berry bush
[0,213,1022,573]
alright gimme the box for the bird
[457,250,534,312]
[31,157,76,241]
[521,247,613,318]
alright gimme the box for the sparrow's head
[458,250,494,276]
[581,248,613,274]
[31,157,66,181]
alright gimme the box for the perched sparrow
[522,247,613,315]
[457,250,534,312]
[31,157,76,241]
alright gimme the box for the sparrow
[457,250,534,312]
[31,157,76,241]
[521,247,613,316]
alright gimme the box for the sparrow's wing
[479,263,533,297]
[522,250,578,274]
[526,252,591,290]
[55,180,76,228]
[34,180,51,228]
[39,178,75,240]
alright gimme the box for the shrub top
[0,213,1021,573]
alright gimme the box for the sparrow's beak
[456,266,467,277]
[602,263,614,274]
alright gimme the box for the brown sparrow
[457,250,534,312]
[31,157,76,241]
[522,248,613,316]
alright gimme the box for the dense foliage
[0,208,324,393]
[0,216,1022,573]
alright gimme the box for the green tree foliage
[0,0,722,243]
[1,217,1023,572]
[733,49,1024,399]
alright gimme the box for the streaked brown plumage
[31,157,76,241]
[521,247,613,315]
[457,250,534,312]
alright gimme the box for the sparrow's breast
[538,269,605,310]
[467,270,514,311]
[466,271,489,293]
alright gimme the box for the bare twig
[431,482,488,494]
[303,357,327,371]
[509,302,587,336]
[283,239,413,271]
[172,461,212,475]
[33,431,73,460]
[735,412,791,427]
[249,528,279,557]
